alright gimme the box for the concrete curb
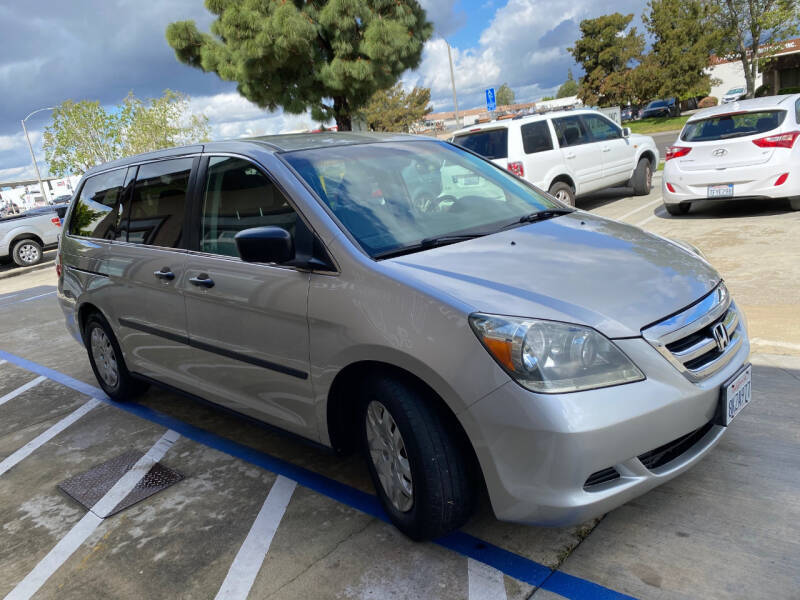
[0,259,55,281]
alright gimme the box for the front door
[552,115,601,194]
[582,113,632,185]
[178,156,316,440]
[110,157,196,391]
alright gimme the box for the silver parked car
[58,134,751,540]
[1,206,65,267]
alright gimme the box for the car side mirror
[235,226,294,264]
[622,127,631,138]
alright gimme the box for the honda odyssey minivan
[58,133,751,541]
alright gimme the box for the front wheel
[360,376,475,541]
[665,202,691,216]
[631,158,653,196]
[12,239,42,267]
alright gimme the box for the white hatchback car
[451,110,659,205]
[663,94,800,215]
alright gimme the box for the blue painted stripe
[0,348,636,600]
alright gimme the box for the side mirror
[235,226,294,264]
[622,127,631,138]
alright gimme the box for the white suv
[663,94,800,215]
[451,110,659,205]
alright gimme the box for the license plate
[708,184,734,198]
[719,364,752,426]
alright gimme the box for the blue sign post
[485,87,496,112]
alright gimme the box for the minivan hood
[386,212,719,338]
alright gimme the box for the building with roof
[707,38,800,98]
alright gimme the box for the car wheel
[12,239,42,267]
[360,375,475,541]
[665,202,691,216]
[83,312,148,401]
[631,158,653,196]
[548,181,575,206]
[789,197,800,211]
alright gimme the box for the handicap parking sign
[485,88,496,111]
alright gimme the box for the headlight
[469,314,644,393]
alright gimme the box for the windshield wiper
[517,209,573,223]
[374,232,487,260]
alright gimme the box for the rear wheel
[12,239,42,267]
[631,158,653,196]
[665,202,691,216]
[548,181,575,206]
[360,375,475,541]
[83,313,148,401]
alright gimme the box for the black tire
[631,158,653,196]
[83,312,148,401]
[548,181,575,206]
[359,375,475,541]
[789,197,800,211]
[665,202,691,216]
[12,239,42,267]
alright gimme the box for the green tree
[569,13,645,106]
[708,0,800,98]
[496,83,515,106]
[166,0,433,131]
[362,83,432,132]
[643,0,717,101]
[43,90,209,177]
[556,69,579,98]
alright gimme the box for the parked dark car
[621,106,639,122]
[641,98,679,119]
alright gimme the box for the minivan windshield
[681,110,786,142]
[283,140,566,258]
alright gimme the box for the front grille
[642,284,744,382]
[638,421,714,470]
[583,467,620,489]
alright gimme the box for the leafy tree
[496,83,515,106]
[362,83,432,132]
[166,0,432,131]
[540,95,556,101]
[643,0,717,101]
[709,0,800,97]
[569,13,645,106]
[43,90,209,177]
[556,69,579,98]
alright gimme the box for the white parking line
[0,293,23,302]
[18,291,56,303]
[4,429,179,600]
[615,197,662,223]
[468,557,507,600]
[0,376,46,407]
[635,206,667,227]
[0,359,6,366]
[0,399,102,478]
[214,475,297,600]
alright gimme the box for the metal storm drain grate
[58,450,183,517]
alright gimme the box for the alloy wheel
[18,243,40,265]
[90,327,119,388]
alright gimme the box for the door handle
[189,274,215,288]
[565,152,576,159]
[602,147,611,153]
[153,268,175,281]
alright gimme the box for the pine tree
[166,0,433,130]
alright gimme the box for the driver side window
[583,114,622,142]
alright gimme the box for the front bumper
[460,334,750,525]
[663,160,800,204]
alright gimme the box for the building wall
[707,60,762,99]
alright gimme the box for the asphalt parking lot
[0,177,798,599]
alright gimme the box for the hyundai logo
[712,322,730,352]
[712,148,728,158]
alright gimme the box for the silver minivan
[58,133,751,541]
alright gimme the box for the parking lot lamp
[21,107,56,204]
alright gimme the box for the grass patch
[628,115,689,134]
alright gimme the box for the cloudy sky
[0,0,646,182]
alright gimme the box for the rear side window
[126,158,193,247]
[521,121,554,154]
[583,114,621,142]
[452,128,508,159]
[200,157,298,257]
[68,169,126,238]
[681,110,787,142]
[553,116,590,147]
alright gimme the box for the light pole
[446,41,460,129]
[21,107,56,204]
